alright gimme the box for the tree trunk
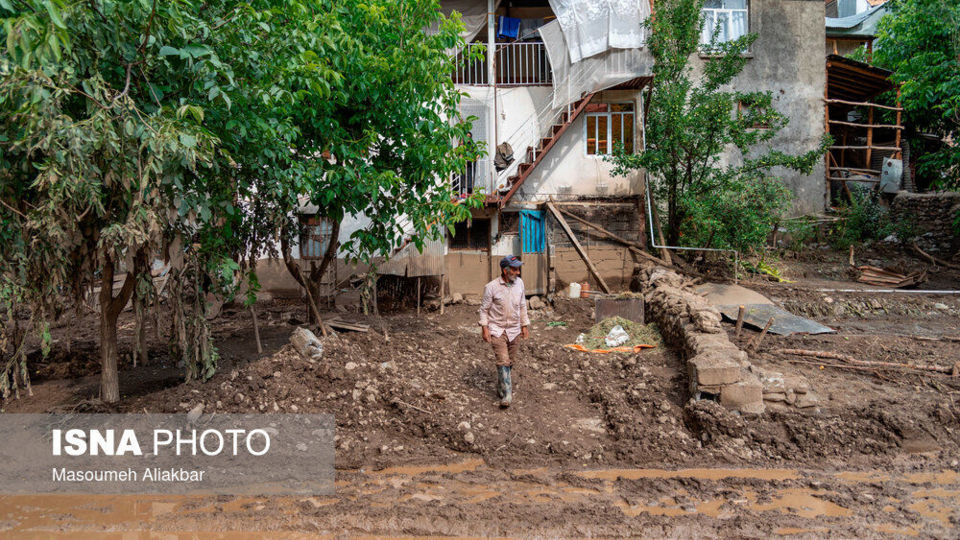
[99,306,121,403]
[98,254,137,404]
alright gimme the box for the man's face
[502,265,520,282]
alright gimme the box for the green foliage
[828,186,916,249]
[872,0,960,189]
[608,0,829,251]
[0,0,480,401]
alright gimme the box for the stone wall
[891,191,960,255]
[642,266,764,415]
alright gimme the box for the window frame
[699,0,749,50]
[449,217,491,252]
[583,102,636,157]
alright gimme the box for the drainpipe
[487,0,498,195]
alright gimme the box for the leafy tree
[608,0,827,251]
[872,0,960,189]
[260,1,483,314]
[0,0,481,403]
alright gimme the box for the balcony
[453,42,553,87]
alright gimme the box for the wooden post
[636,187,648,251]
[865,106,874,169]
[416,277,421,316]
[894,87,903,159]
[824,64,831,207]
[545,201,611,293]
[748,317,774,353]
[303,285,328,337]
[440,273,445,315]
[734,305,746,339]
[250,306,263,354]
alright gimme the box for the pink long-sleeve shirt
[479,276,530,341]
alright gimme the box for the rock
[450,292,464,304]
[290,327,323,360]
[345,362,358,371]
[720,373,763,412]
[934,303,949,310]
[463,431,475,444]
[795,392,820,408]
[255,291,274,302]
[457,421,471,431]
[186,403,204,424]
[234,393,245,403]
[542,383,557,391]
[529,296,546,310]
[290,404,299,412]
[763,392,787,402]
[689,352,741,387]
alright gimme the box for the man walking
[479,255,530,408]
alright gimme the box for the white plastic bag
[604,325,629,347]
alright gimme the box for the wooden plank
[545,201,611,294]
[326,318,370,332]
[866,107,874,167]
[828,119,903,130]
[829,145,901,151]
[830,166,882,174]
[823,98,903,111]
[828,176,880,183]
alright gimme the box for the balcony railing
[453,42,553,87]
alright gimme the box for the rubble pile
[642,266,764,414]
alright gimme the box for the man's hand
[521,326,529,339]
[481,326,491,343]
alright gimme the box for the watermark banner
[0,414,334,495]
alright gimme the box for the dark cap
[500,255,523,269]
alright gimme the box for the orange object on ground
[580,282,591,298]
[564,343,655,354]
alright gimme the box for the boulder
[290,327,324,360]
[720,373,764,413]
[529,296,546,310]
[688,351,741,387]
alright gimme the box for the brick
[720,373,763,411]
[688,352,741,386]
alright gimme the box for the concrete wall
[689,0,827,216]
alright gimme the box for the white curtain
[429,0,501,51]
[549,0,649,63]
[541,20,654,109]
[730,11,748,40]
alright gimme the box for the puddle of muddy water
[577,467,799,482]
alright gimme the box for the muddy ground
[1,246,959,537]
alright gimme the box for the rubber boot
[500,366,512,408]
[496,366,506,399]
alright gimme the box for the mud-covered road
[2,460,958,537]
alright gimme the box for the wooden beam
[829,145,901,151]
[545,201,611,294]
[555,205,669,267]
[828,119,903,130]
[866,107,874,167]
[894,87,903,153]
[823,98,903,111]
[830,166,882,175]
[828,176,880,183]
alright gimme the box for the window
[450,218,490,250]
[737,99,770,129]
[585,103,635,156]
[700,0,748,47]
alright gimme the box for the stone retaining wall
[891,191,960,255]
[642,266,764,414]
